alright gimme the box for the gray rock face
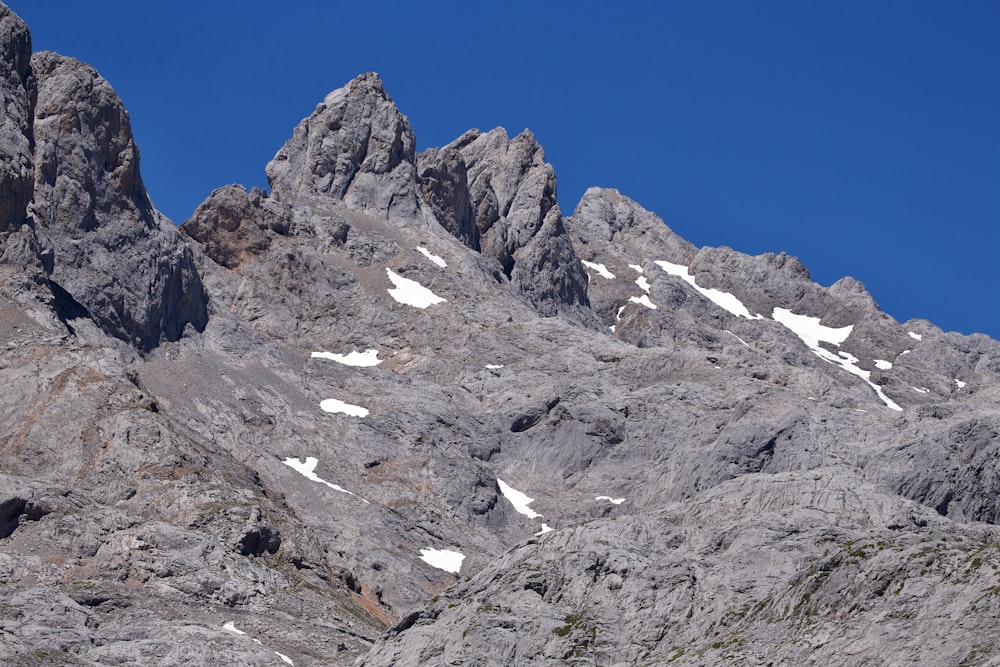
[29,51,207,352]
[2,5,1000,665]
[266,72,421,222]
[447,128,591,320]
[181,184,288,270]
[416,146,479,250]
[0,3,33,234]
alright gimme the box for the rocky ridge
[1,4,999,665]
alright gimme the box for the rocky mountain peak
[265,71,420,221]
[31,52,150,234]
[2,4,999,664]
[19,49,209,352]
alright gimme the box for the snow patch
[838,350,860,364]
[635,275,651,293]
[629,264,644,273]
[282,457,366,501]
[222,621,245,635]
[908,331,923,341]
[595,495,625,505]
[419,548,464,573]
[653,260,762,319]
[912,386,930,394]
[725,330,751,347]
[581,260,615,279]
[955,379,967,389]
[485,364,504,370]
[275,652,294,666]
[386,268,446,308]
[901,350,911,355]
[320,398,369,417]
[772,308,853,348]
[311,349,382,367]
[772,307,901,411]
[497,478,542,519]
[416,246,447,268]
[874,359,893,370]
[535,523,553,536]
[629,294,657,310]
[616,305,627,321]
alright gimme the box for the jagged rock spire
[265,72,420,221]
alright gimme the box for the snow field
[319,398,369,417]
[629,294,657,310]
[416,246,447,268]
[581,260,615,279]
[419,548,465,573]
[386,268,446,308]
[497,478,542,519]
[772,308,901,411]
[654,260,762,319]
[282,457,367,501]
[311,349,382,367]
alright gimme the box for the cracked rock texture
[1,5,999,666]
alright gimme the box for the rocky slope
[1,4,999,665]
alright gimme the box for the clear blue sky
[8,1,998,337]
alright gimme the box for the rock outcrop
[266,72,421,222]
[0,3,33,235]
[28,51,207,352]
[1,4,999,665]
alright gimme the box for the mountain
[1,5,999,665]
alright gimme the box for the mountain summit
[1,4,998,665]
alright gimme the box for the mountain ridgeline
[1,5,999,666]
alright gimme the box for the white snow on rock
[629,294,657,310]
[874,359,893,370]
[635,275,651,293]
[908,331,923,341]
[901,350,911,355]
[419,548,465,573]
[772,307,902,411]
[616,305,627,321]
[320,398,369,417]
[416,246,447,268]
[595,495,626,505]
[581,260,615,279]
[535,523,554,536]
[386,268,446,308]
[485,364,504,370]
[282,457,366,501]
[311,349,382,367]
[222,621,245,635]
[955,379,967,389]
[628,263,644,274]
[654,260,763,319]
[497,478,542,519]
[771,308,854,348]
[912,386,930,394]
[725,330,751,347]
[275,652,294,665]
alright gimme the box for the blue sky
[9,1,998,337]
